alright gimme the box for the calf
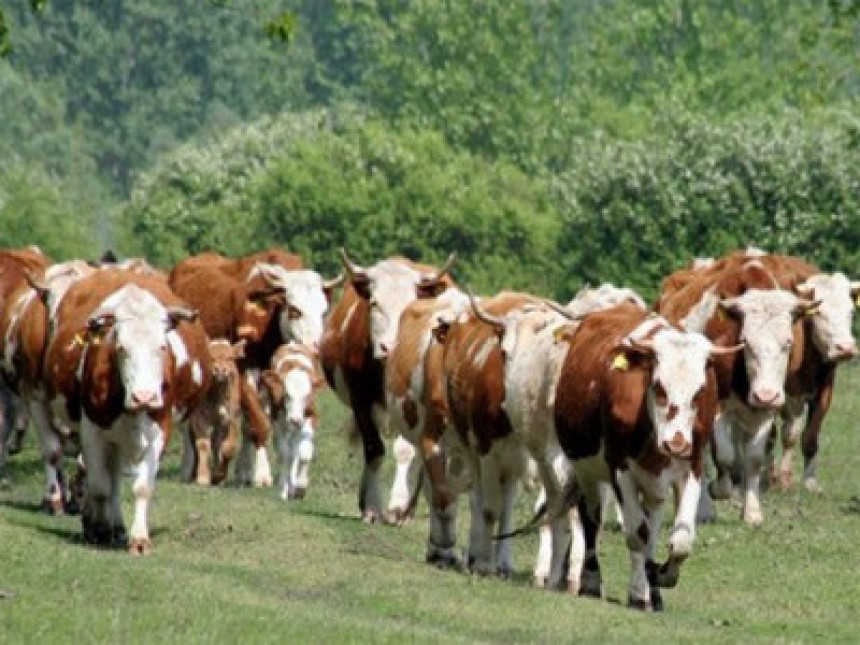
[553,304,729,610]
[260,342,323,501]
[183,339,245,486]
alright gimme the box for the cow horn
[256,263,285,287]
[339,247,365,278]
[467,289,504,329]
[710,342,745,356]
[24,270,49,298]
[624,336,654,355]
[542,299,576,320]
[167,305,199,324]
[435,252,457,280]
[324,274,344,290]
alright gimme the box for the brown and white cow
[0,260,96,511]
[552,303,728,610]
[320,249,454,522]
[260,342,324,501]
[182,339,245,486]
[169,249,337,487]
[43,269,211,553]
[658,253,817,525]
[749,254,859,493]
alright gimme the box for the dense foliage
[1,1,858,297]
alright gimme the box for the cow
[657,254,818,525]
[551,303,730,610]
[746,255,859,493]
[42,269,211,554]
[384,286,473,563]
[0,260,96,511]
[320,249,455,522]
[260,342,324,501]
[169,249,338,487]
[182,339,245,486]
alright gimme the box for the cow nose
[662,432,691,458]
[751,388,781,408]
[131,390,159,409]
[834,342,858,360]
[288,413,304,427]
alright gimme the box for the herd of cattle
[0,244,857,612]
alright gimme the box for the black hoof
[628,596,652,611]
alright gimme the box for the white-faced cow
[320,249,455,522]
[658,253,818,525]
[552,303,730,610]
[260,342,324,501]
[43,270,211,554]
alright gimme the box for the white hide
[797,273,858,361]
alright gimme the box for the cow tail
[494,477,582,541]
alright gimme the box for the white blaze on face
[283,367,313,428]
[95,285,171,411]
[798,273,858,361]
[726,289,801,408]
[248,265,330,351]
[364,261,431,360]
[646,328,712,458]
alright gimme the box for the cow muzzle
[828,341,858,362]
[660,431,692,459]
[128,389,162,411]
[749,387,784,409]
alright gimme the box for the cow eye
[653,381,668,406]
[288,305,302,320]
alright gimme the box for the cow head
[620,327,735,459]
[796,273,859,362]
[340,249,455,360]
[242,264,331,352]
[208,338,244,384]
[88,284,197,412]
[566,283,647,318]
[719,289,818,408]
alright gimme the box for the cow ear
[850,281,860,306]
[86,313,116,343]
[794,299,822,320]
[25,271,50,301]
[261,370,285,407]
[352,276,372,300]
[416,279,446,299]
[552,323,578,344]
[323,274,344,303]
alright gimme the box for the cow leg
[739,411,775,527]
[470,451,502,576]
[29,401,65,514]
[802,371,835,494]
[80,416,113,546]
[240,376,272,487]
[212,416,239,486]
[126,417,165,556]
[775,397,806,492]
[695,442,716,524]
[572,477,603,599]
[387,434,417,523]
[355,405,386,523]
[273,420,292,501]
[615,469,652,609]
[288,419,314,500]
[654,466,700,592]
[180,422,197,483]
[420,430,461,569]
[533,486,551,588]
[105,443,126,547]
[495,473,518,579]
[709,412,735,501]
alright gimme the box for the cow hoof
[253,476,273,488]
[497,564,514,581]
[628,596,652,612]
[650,588,664,612]
[426,549,462,571]
[64,496,81,516]
[128,538,152,556]
[383,507,410,527]
[361,509,383,524]
[804,479,823,495]
[82,518,112,546]
[42,497,65,516]
[289,487,307,501]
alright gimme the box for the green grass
[2,365,860,643]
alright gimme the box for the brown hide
[0,247,51,303]
[0,283,49,394]
[553,303,717,477]
[443,292,538,456]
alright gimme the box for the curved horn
[542,298,576,321]
[255,263,285,287]
[710,342,745,356]
[339,247,364,278]
[467,289,505,328]
[625,336,654,355]
[324,274,344,290]
[167,305,199,324]
[435,252,457,280]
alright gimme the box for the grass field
[2,365,860,643]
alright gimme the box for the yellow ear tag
[805,306,820,317]
[855,294,860,308]
[717,307,728,322]
[611,353,629,371]
[73,332,85,347]
[553,327,569,343]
